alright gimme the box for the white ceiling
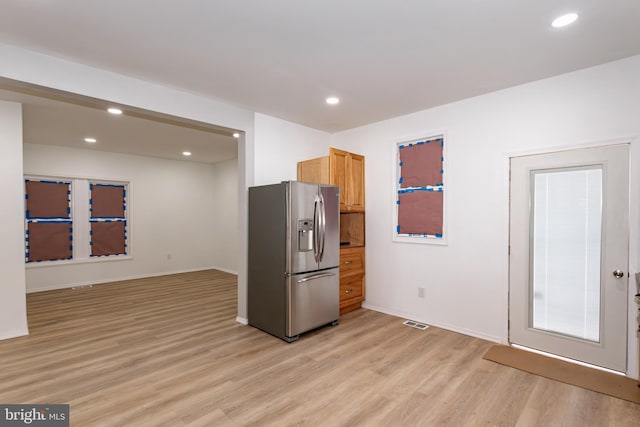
[0,89,238,165]
[1,1,640,135]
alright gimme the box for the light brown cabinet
[329,148,365,212]
[339,247,365,314]
[298,147,366,314]
[297,148,364,213]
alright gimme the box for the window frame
[89,182,129,258]
[24,174,132,267]
[24,178,73,263]
[392,131,448,245]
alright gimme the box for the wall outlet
[418,287,425,298]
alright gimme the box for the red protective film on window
[91,221,126,256]
[91,185,125,218]
[397,190,443,236]
[27,222,72,262]
[399,141,443,188]
[25,181,70,218]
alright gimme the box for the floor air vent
[403,320,429,330]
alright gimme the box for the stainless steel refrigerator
[248,181,340,342]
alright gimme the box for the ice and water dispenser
[297,218,313,252]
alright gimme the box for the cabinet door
[339,273,364,305]
[329,148,349,211]
[347,153,365,211]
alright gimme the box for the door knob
[613,269,625,279]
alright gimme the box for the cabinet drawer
[340,274,363,302]
[339,247,364,276]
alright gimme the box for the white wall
[254,113,331,185]
[23,143,223,291]
[0,43,255,325]
[333,55,640,378]
[211,157,239,274]
[0,101,29,339]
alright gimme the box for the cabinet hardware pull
[344,261,353,265]
[345,289,352,294]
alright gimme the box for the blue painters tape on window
[25,230,29,235]
[25,194,29,200]
[409,143,413,147]
[89,199,93,205]
[441,157,444,161]
[25,237,29,242]
[68,245,72,251]
[94,183,126,188]
[26,210,30,218]
[90,184,94,190]
[396,200,400,205]
[399,177,403,184]
[28,216,72,220]
[440,139,444,147]
[399,144,406,149]
[398,186,443,194]
[39,180,68,185]
[435,234,443,238]
[90,217,126,221]
[440,169,444,174]
[396,225,401,233]
[417,141,424,145]
[399,161,403,166]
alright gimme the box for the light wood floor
[0,270,638,426]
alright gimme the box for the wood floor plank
[0,269,638,426]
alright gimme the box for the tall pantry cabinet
[298,148,365,314]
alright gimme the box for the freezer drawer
[287,268,339,337]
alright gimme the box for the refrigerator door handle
[319,192,326,263]
[313,195,321,263]
[296,272,336,283]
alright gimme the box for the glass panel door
[509,144,629,372]
[530,167,602,341]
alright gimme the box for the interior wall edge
[26,266,221,294]
[362,302,504,344]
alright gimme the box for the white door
[509,144,629,372]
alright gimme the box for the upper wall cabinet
[330,148,364,212]
[298,148,364,212]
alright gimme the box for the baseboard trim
[235,316,248,325]
[26,266,228,293]
[362,302,503,343]
[211,266,239,276]
[0,328,29,341]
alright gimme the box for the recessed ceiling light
[233,132,240,138]
[552,13,578,28]
[326,97,340,105]
[182,151,192,156]
[107,107,123,115]
[84,137,97,143]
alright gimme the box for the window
[25,179,73,262]
[90,183,127,257]
[24,176,129,264]
[394,134,446,244]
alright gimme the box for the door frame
[501,138,638,378]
